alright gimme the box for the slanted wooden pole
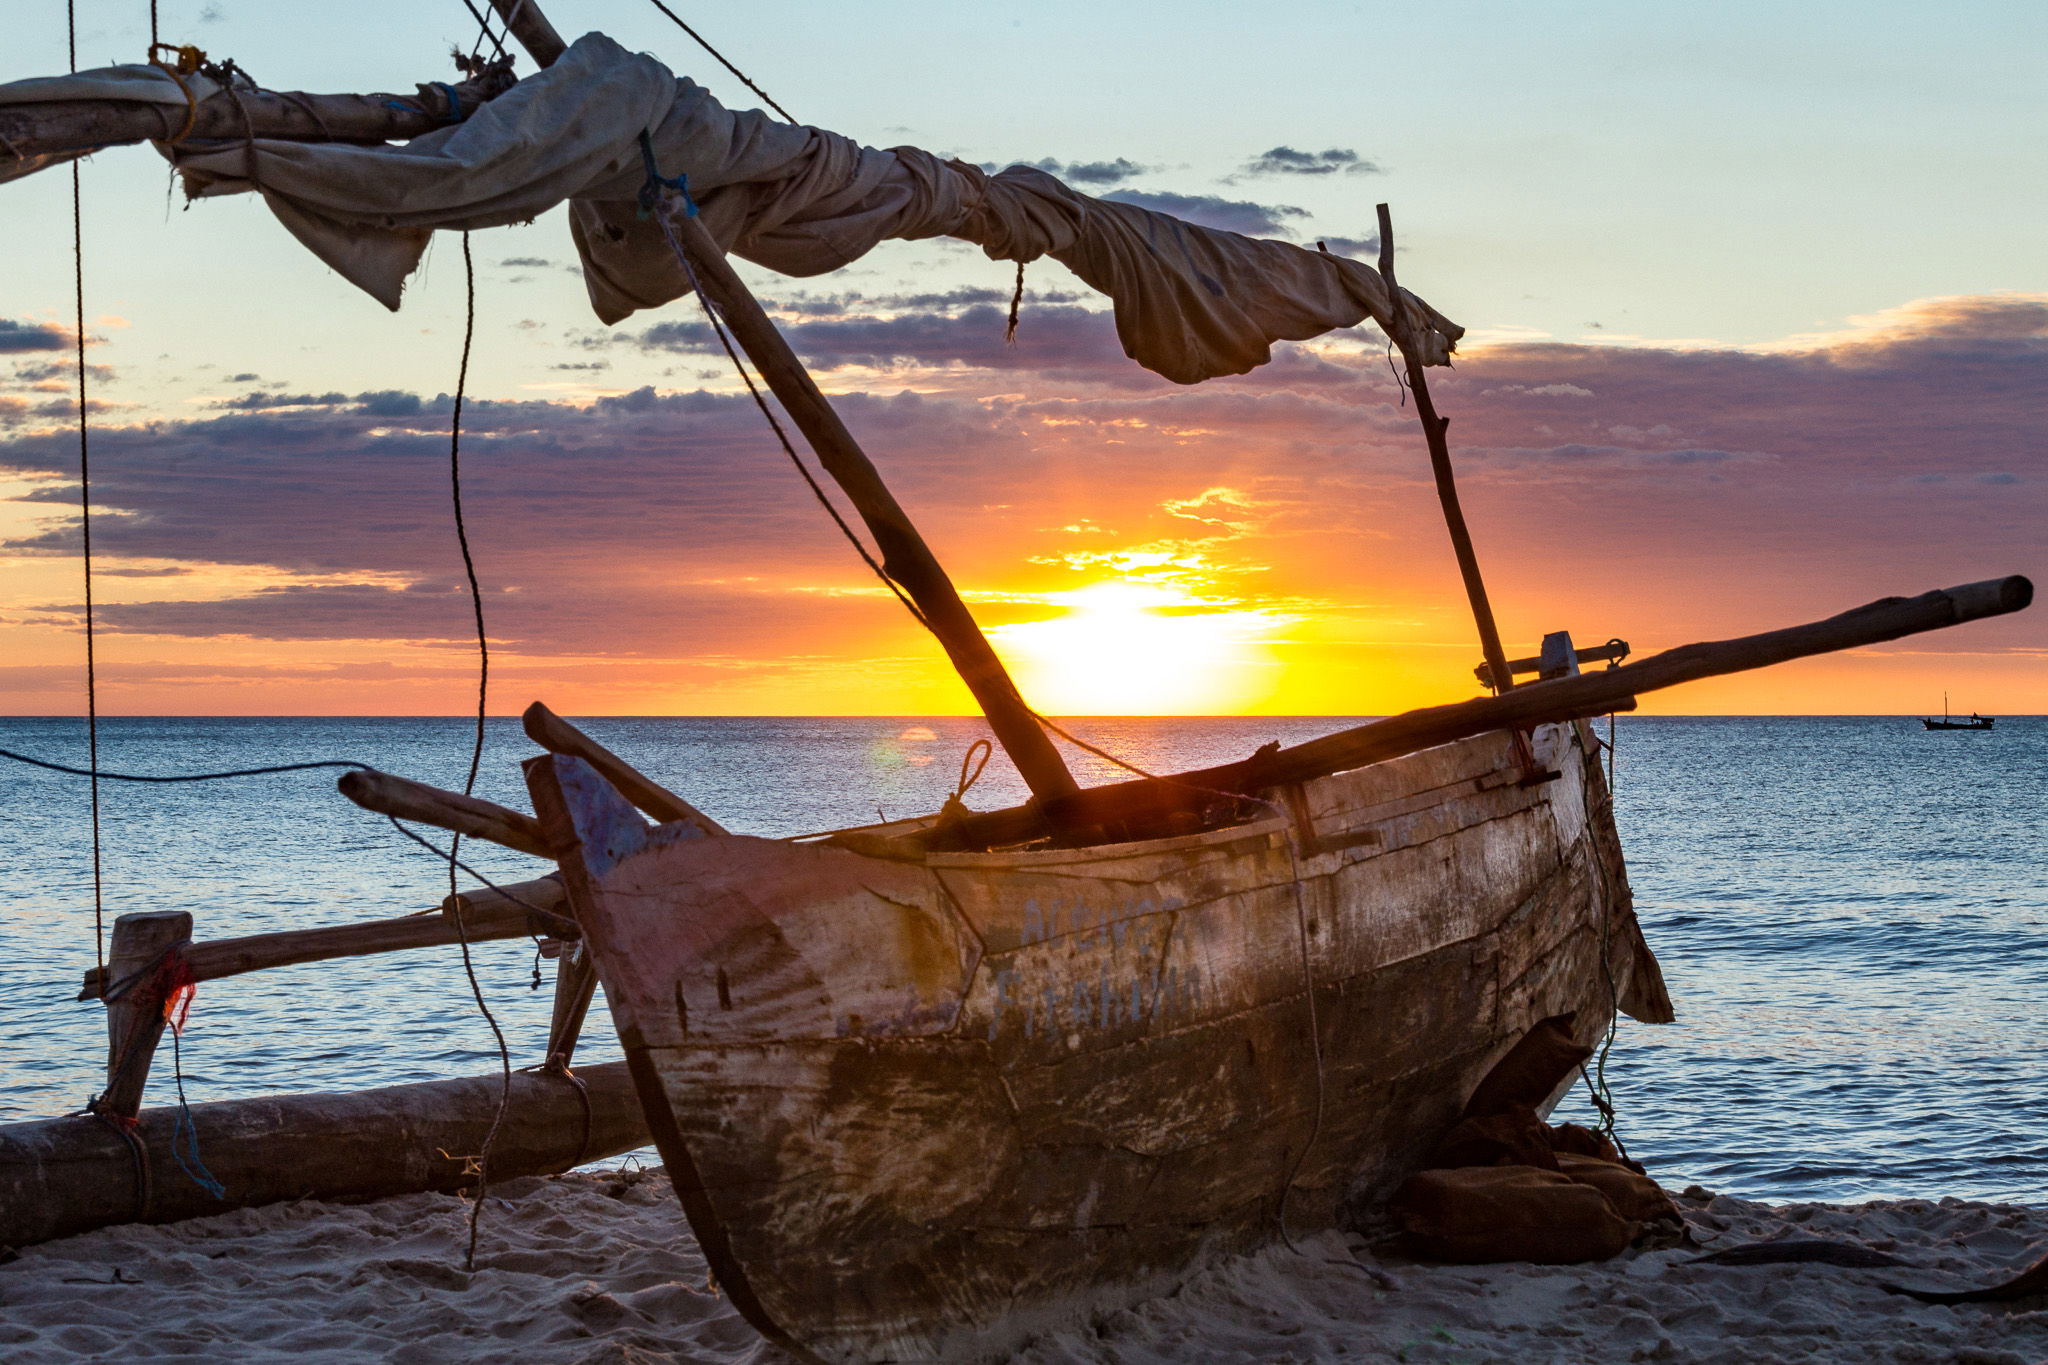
[335,768,554,858]
[487,0,1080,813]
[96,910,192,1121]
[488,0,568,66]
[1377,203,1515,695]
[523,702,725,835]
[664,213,1081,808]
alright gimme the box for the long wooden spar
[486,0,1080,810]
[928,575,2033,848]
[0,66,517,166]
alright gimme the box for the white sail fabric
[17,34,1461,382]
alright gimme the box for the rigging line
[69,0,105,983]
[0,748,558,917]
[640,0,797,123]
[456,0,509,62]
[649,199,931,629]
[1583,712,1630,1155]
[445,229,513,1274]
[0,750,372,782]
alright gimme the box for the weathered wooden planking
[530,722,1671,1363]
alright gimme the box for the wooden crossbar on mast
[488,0,1079,809]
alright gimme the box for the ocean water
[2,715,2042,1205]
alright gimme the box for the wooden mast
[1376,203,1516,694]
[484,5,1081,809]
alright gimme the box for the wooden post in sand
[96,911,193,1121]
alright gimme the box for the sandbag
[1461,1013,1593,1118]
[1390,1166,1639,1265]
[1555,1153,1680,1225]
[1428,1109,1559,1171]
[1546,1121,1622,1163]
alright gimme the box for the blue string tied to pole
[636,128,698,221]
[433,82,468,124]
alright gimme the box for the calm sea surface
[2,715,2043,1204]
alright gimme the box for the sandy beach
[4,1169,2046,1363]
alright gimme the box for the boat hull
[529,720,1672,1363]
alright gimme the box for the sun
[987,580,1286,715]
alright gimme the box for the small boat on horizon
[1924,694,1996,731]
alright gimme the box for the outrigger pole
[486,3,1082,809]
[1376,203,1516,694]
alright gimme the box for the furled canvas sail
[1,33,1461,384]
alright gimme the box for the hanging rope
[1005,262,1026,343]
[162,967,227,1200]
[638,154,930,632]
[444,230,515,1273]
[67,0,106,987]
[641,0,797,123]
[1579,709,1631,1156]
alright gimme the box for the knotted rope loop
[145,43,207,145]
[932,738,994,831]
[149,41,205,76]
[636,129,697,221]
[954,739,992,802]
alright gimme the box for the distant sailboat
[1924,693,1996,731]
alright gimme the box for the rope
[456,0,509,63]
[640,0,797,123]
[639,163,931,631]
[445,230,514,1273]
[0,749,562,929]
[0,751,370,782]
[144,44,205,144]
[164,974,227,1200]
[1005,262,1026,343]
[954,739,992,802]
[94,1110,153,1224]
[1580,712,1631,1158]
[68,0,106,991]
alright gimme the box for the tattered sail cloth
[3,33,1461,384]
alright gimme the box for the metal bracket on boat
[1494,630,1631,785]
[1476,631,1630,689]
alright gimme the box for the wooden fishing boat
[1924,694,1996,730]
[0,9,2035,1359]
[523,714,1669,1361]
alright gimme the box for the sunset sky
[1,0,2041,717]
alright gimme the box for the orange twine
[146,43,207,145]
[160,950,198,1035]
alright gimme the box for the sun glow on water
[989,580,1289,716]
